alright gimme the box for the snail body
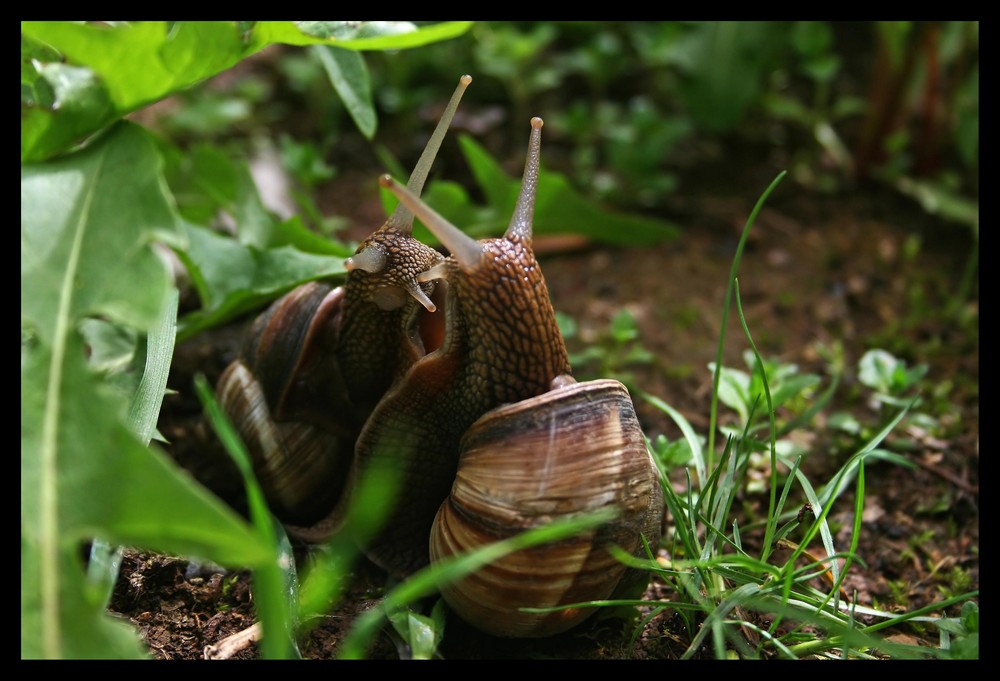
[215,83,665,638]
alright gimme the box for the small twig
[204,622,261,660]
[913,456,978,496]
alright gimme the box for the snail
[216,75,469,526]
[214,79,665,638]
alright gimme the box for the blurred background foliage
[132,21,978,232]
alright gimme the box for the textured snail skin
[340,214,573,576]
[336,228,444,409]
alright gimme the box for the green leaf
[792,21,834,57]
[251,21,473,51]
[21,336,272,658]
[21,62,116,163]
[272,215,355,256]
[78,318,137,374]
[21,119,271,658]
[389,609,441,660]
[21,22,253,162]
[458,134,679,246]
[894,175,979,231]
[610,308,640,343]
[314,46,376,140]
[175,222,347,342]
[21,122,184,342]
[21,21,474,162]
[126,288,178,445]
[21,22,250,113]
[768,373,821,410]
[169,144,275,249]
[21,529,149,659]
[713,364,751,421]
[674,22,784,133]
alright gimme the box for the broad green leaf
[389,610,440,659]
[858,349,902,394]
[250,20,473,51]
[21,62,115,163]
[712,364,751,421]
[674,22,784,133]
[21,119,272,658]
[769,373,821,410]
[175,222,348,342]
[21,122,183,341]
[21,22,251,113]
[21,21,473,162]
[273,215,355,256]
[314,46,376,140]
[171,144,274,250]
[610,308,640,343]
[164,143,354,255]
[21,22,251,162]
[459,134,517,211]
[78,318,136,374]
[21,335,272,658]
[21,341,264,559]
[21,530,149,659]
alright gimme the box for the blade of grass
[195,374,297,660]
[732,279,782,562]
[641,391,707,487]
[87,287,179,609]
[707,171,786,472]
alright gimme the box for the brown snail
[216,75,468,527]
[214,79,665,638]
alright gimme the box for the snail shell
[430,379,664,638]
[216,282,353,525]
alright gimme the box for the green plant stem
[195,374,296,660]
[786,590,978,658]
[732,279,780,563]
[39,161,102,659]
[707,171,786,475]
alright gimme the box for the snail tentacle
[379,174,484,272]
[504,116,543,245]
[386,74,473,232]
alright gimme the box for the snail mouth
[415,282,447,355]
